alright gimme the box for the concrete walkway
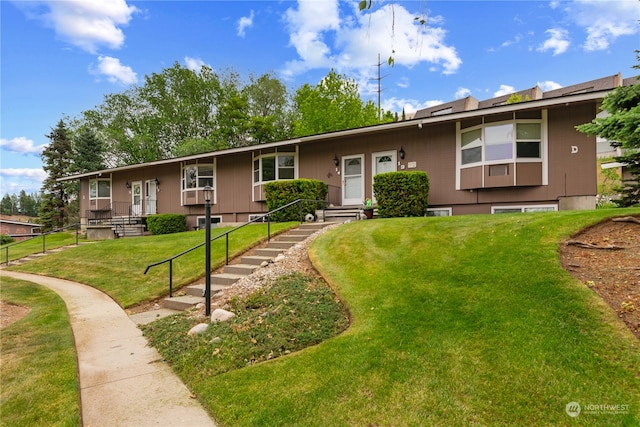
[1,270,216,427]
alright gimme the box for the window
[253,153,297,184]
[492,205,557,214]
[461,129,482,165]
[183,164,214,190]
[460,120,542,166]
[427,208,452,217]
[89,179,111,199]
[196,216,222,229]
[516,123,541,158]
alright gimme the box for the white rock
[188,323,209,336]
[211,308,235,322]
[274,254,286,262]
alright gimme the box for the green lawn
[192,209,640,426]
[8,222,295,307]
[0,278,80,427]
[1,231,82,264]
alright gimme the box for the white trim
[426,208,452,217]
[195,215,222,229]
[248,214,269,222]
[491,204,557,214]
[342,154,365,206]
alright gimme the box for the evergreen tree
[73,127,105,173]
[40,119,75,229]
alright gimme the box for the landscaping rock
[188,323,209,336]
[211,308,235,323]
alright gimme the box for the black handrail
[3,223,80,266]
[143,199,326,297]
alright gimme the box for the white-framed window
[196,216,222,229]
[491,204,557,214]
[252,152,297,184]
[89,179,111,200]
[248,214,270,222]
[426,208,452,217]
[182,164,214,190]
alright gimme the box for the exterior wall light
[333,154,339,167]
[399,147,405,159]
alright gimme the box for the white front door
[342,154,364,206]
[131,181,142,215]
[372,150,397,203]
[145,179,157,214]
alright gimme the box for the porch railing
[86,201,135,225]
[2,223,80,266]
[144,199,326,297]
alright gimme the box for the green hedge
[373,171,429,217]
[265,179,328,222]
[0,234,15,245]
[146,214,187,235]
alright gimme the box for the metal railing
[143,199,326,297]
[3,223,80,266]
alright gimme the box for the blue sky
[1,0,638,195]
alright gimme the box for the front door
[372,150,397,203]
[145,179,157,214]
[342,154,364,206]
[131,181,142,215]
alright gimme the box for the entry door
[372,150,397,203]
[342,154,364,206]
[145,179,157,214]
[131,181,142,215]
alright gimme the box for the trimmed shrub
[0,234,16,245]
[146,214,187,235]
[373,171,429,217]
[265,179,328,222]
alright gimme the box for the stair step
[211,273,245,286]
[162,295,203,311]
[254,248,284,257]
[287,229,315,236]
[241,255,273,265]
[283,234,308,242]
[299,223,326,230]
[184,283,229,297]
[268,241,296,249]
[224,263,260,275]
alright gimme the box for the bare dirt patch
[0,300,30,329]
[560,216,640,340]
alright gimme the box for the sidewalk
[1,270,216,427]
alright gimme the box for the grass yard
[166,209,639,426]
[1,231,82,264]
[8,222,295,307]
[0,277,80,427]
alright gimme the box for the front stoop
[160,222,334,312]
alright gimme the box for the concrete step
[283,234,308,242]
[211,273,245,286]
[267,241,296,249]
[184,283,230,297]
[224,263,260,275]
[254,247,284,257]
[287,229,316,236]
[241,255,273,265]
[162,295,203,311]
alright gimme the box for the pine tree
[40,119,75,229]
[73,127,105,173]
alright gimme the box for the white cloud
[0,168,48,181]
[0,168,48,194]
[537,28,570,55]
[382,97,442,115]
[0,137,47,155]
[455,87,471,99]
[281,1,461,79]
[567,0,639,51]
[537,80,563,91]
[237,10,255,37]
[91,56,137,85]
[184,56,207,72]
[494,85,516,97]
[21,0,139,54]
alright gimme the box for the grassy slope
[201,209,640,426]
[0,278,80,427]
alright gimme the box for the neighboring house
[60,73,637,231]
[0,218,42,241]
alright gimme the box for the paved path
[1,270,216,427]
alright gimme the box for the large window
[253,154,296,184]
[89,179,111,199]
[183,164,214,190]
[460,121,541,166]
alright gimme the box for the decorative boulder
[187,323,209,337]
[211,308,235,323]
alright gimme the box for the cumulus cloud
[0,168,48,194]
[0,137,47,155]
[567,0,639,51]
[91,56,137,85]
[20,0,139,53]
[0,168,48,181]
[184,56,207,72]
[537,80,563,91]
[281,1,461,79]
[537,28,570,55]
[382,97,442,115]
[494,85,516,97]
[455,87,471,99]
[237,10,255,37]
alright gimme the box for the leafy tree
[244,73,294,143]
[293,69,391,136]
[73,127,105,173]
[577,52,640,206]
[40,119,76,229]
